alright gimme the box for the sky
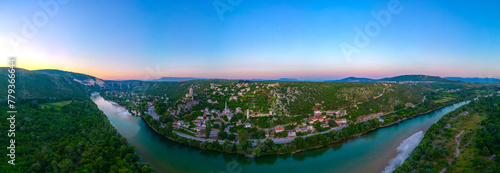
[0,0,499,80]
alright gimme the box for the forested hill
[35,69,105,88]
[0,98,155,172]
[0,68,89,102]
[380,75,458,82]
[0,68,144,102]
[327,77,376,82]
[130,79,234,101]
[445,77,500,83]
[112,80,437,121]
[0,69,157,172]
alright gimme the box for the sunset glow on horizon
[1,0,499,80]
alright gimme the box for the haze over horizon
[1,0,499,80]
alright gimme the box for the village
[103,82,358,144]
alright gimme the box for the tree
[164,122,173,136]
[184,114,196,122]
[254,147,261,157]
[141,165,155,173]
[205,124,212,139]
[237,129,249,141]
[155,102,167,115]
[281,131,288,138]
[228,133,236,141]
[481,146,490,155]
[292,137,307,149]
[218,130,227,139]
[29,100,39,109]
[328,120,338,127]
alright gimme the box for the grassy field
[40,100,72,110]
[433,111,484,172]
[434,96,456,103]
[446,112,489,172]
[177,128,196,137]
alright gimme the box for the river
[90,93,469,173]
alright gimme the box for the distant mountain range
[10,69,500,84]
[444,77,500,83]
[278,78,300,81]
[2,68,499,101]
[326,77,376,82]
[379,75,458,82]
[141,75,499,83]
[153,77,201,82]
[151,77,313,82]
[327,75,464,83]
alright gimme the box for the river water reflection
[91,93,469,173]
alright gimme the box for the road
[174,131,227,144]
[357,95,427,124]
[270,125,348,144]
[440,130,465,173]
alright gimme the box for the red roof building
[275,126,284,133]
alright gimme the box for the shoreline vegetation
[395,94,500,172]
[102,93,477,158]
[2,68,499,172]
[0,98,155,172]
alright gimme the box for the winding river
[90,93,469,173]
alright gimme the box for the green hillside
[0,68,89,102]
[395,95,500,173]
[380,75,457,82]
[0,99,154,172]
[106,80,433,122]
[131,79,234,101]
[36,69,100,83]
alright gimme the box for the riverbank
[395,95,500,173]
[93,93,476,173]
[287,100,470,156]
[272,98,474,156]
[378,99,468,129]
[120,95,471,157]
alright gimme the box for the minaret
[247,109,250,119]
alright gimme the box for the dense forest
[0,99,155,172]
[395,95,500,173]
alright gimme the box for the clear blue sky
[1,0,499,79]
